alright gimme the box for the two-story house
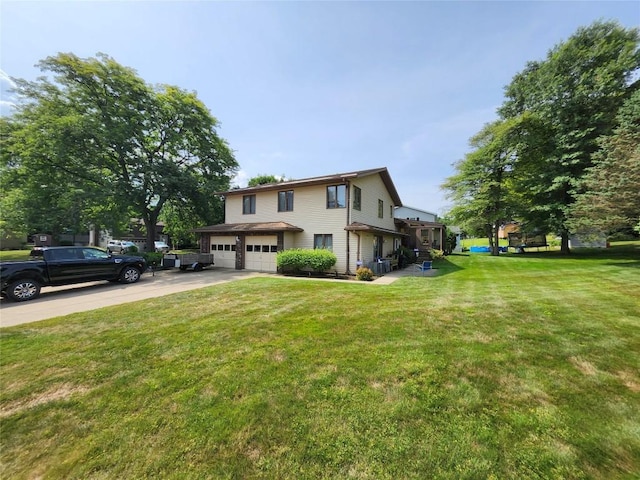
[193,167,405,274]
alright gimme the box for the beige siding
[350,175,397,232]
[223,173,398,273]
[226,184,349,272]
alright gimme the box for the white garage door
[209,236,237,269]
[245,235,278,272]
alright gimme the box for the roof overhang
[395,218,445,228]
[193,222,304,234]
[345,222,408,237]
[218,167,403,206]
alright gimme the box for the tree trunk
[492,221,501,256]
[143,209,160,253]
[560,231,571,254]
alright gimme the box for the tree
[499,21,640,253]
[568,89,640,235]
[442,116,542,255]
[1,53,238,250]
[247,174,286,187]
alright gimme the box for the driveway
[0,268,263,328]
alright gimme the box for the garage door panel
[209,236,236,268]
[245,235,277,272]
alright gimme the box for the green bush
[429,249,445,260]
[355,267,374,281]
[277,248,337,273]
[142,251,163,267]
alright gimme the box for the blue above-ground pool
[470,246,491,252]
[469,246,508,253]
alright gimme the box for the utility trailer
[508,232,548,253]
[162,253,215,271]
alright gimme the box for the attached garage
[193,222,304,273]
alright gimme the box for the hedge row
[276,248,337,272]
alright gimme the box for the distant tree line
[442,20,639,255]
[1,53,238,250]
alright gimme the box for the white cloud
[231,170,249,188]
[0,69,18,116]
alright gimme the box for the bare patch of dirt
[0,383,90,418]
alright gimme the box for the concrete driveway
[0,268,263,328]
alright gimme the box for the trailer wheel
[6,279,41,302]
[193,263,204,272]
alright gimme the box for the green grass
[0,249,32,261]
[1,244,639,479]
[461,237,510,248]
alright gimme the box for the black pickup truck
[1,246,147,302]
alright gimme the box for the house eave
[219,167,403,206]
[193,222,304,234]
[345,222,408,237]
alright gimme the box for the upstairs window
[327,184,346,209]
[243,195,256,215]
[278,190,294,212]
[378,199,384,218]
[353,186,362,211]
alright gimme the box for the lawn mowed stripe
[1,245,639,479]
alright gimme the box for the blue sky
[1,1,638,215]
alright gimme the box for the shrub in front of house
[277,248,337,273]
[429,249,445,260]
[355,267,374,281]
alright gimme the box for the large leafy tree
[1,53,237,250]
[499,21,639,253]
[442,116,545,255]
[568,89,640,235]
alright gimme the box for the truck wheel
[6,279,41,302]
[120,266,141,284]
[193,264,204,272]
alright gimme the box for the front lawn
[1,244,639,479]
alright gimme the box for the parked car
[107,240,137,254]
[1,246,147,302]
[154,241,170,253]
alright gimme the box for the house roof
[193,222,304,234]
[219,167,403,206]
[345,222,408,237]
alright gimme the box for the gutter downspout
[345,179,352,275]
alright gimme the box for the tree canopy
[1,53,238,250]
[568,89,640,235]
[247,174,287,187]
[444,20,639,253]
[442,114,550,255]
[498,20,639,252]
